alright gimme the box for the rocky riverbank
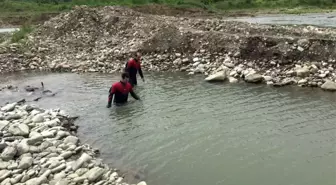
[1,6,336,91]
[0,101,147,185]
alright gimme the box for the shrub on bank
[11,25,33,43]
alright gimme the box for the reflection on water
[0,72,335,185]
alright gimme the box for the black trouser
[129,74,137,87]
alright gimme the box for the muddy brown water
[0,71,335,185]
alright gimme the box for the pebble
[1,145,17,161]
[0,170,11,181]
[0,103,147,185]
[32,114,44,123]
[1,103,17,112]
[8,123,30,136]
[18,156,33,169]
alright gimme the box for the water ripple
[1,72,335,185]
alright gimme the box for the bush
[11,25,33,43]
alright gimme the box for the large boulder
[295,66,310,77]
[244,73,263,83]
[321,80,336,91]
[204,71,226,82]
[228,77,238,83]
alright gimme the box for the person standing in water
[107,72,140,108]
[124,51,145,87]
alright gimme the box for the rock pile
[0,101,147,185]
[1,6,336,90]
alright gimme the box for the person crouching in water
[107,72,140,108]
[124,51,145,87]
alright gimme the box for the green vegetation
[11,24,34,43]
[0,0,335,17]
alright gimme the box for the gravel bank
[0,6,336,91]
[0,101,147,185]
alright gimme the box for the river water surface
[228,11,336,27]
[0,72,335,185]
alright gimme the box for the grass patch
[0,0,335,19]
[11,25,34,43]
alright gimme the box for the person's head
[134,51,141,61]
[121,72,129,83]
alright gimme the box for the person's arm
[138,63,144,81]
[139,67,144,79]
[130,89,140,100]
[125,61,128,70]
[107,86,115,108]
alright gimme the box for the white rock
[44,119,60,127]
[72,153,92,171]
[56,131,69,139]
[25,176,47,185]
[193,58,199,62]
[60,151,73,159]
[0,170,11,181]
[27,134,43,145]
[137,181,147,185]
[18,156,33,169]
[319,73,327,78]
[262,76,273,82]
[1,177,10,185]
[321,80,336,91]
[229,70,237,77]
[0,160,9,169]
[204,71,226,82]
[297,46,304,51]
[298,79,308,85]
[41,130,56,138]
[73,177,86,183]
[235,66,243,73]
[228,77,238,83]
[296,66,310,77]
[10,174,23,184]
[32,114,44,123]
[64,136,79,145]
[0,121,9,131]
[17,140,30,155]
[1,146,17,161]
[8,124,30,136]
[30,110,40,116]
[286,70,296,76]
[194,64,205,73]
[53,172,66,181]
[75,168,89,176]
[7,162,18,170]
[115,177,123,183]
[244,73,263,83]
[109,172,118,181]
[1,103,16,112]
[55,179,68,185]
[85,167,105,182]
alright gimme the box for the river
[0,72,335,185]
[228,11,336,27]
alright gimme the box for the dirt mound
[1,5,336,89]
